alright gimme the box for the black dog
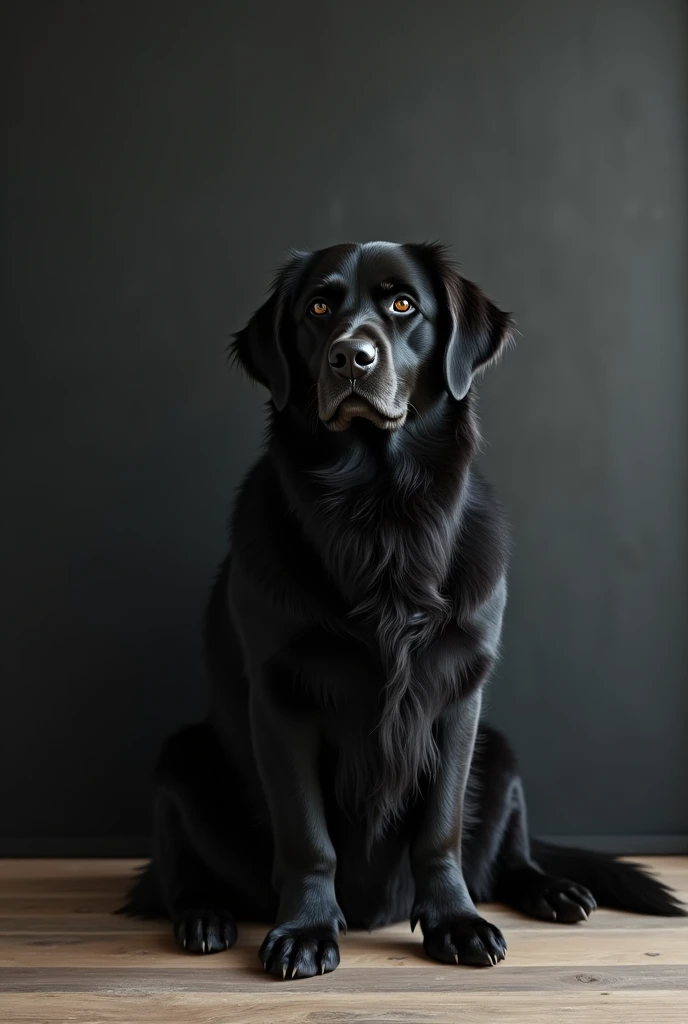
[122,241,683,979]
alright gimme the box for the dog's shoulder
[446,467,510,616]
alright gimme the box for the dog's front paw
[174,910,237,954]
[259,924,340,979]
[421,915,507,967]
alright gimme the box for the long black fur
[121,241,684,980]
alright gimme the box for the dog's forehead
[358,243,431,290]
[302,242,434,297]
[305,243,359,282]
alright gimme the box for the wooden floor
[0,859,685,1023]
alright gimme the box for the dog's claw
[454,953,459,964]
[201,939,206,954]
[321,963,325,974]
[282,967,286,980]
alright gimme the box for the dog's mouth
[321,394,407,432]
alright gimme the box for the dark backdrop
[2,1,686,855]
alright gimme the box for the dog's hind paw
[517,876,597,924]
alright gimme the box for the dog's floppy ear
[232,250,311,411]
[410,242,514,401]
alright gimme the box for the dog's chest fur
[233,407,508,840]
[293,427,500,837]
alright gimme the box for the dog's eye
[391,297,413,314]
[311,301,329,316]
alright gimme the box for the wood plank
[0,926,687,969]
[1,908,685,936]
[0,875,138,895]
[0,914,169,934]
[0,860,147,879]
[0,897,128,915]
[3,991,688,1024]
[1,963,687,994]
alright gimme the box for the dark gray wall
[2,0,686,854]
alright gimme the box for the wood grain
[2,925,686,969]
[0,858,685,1023]
[2,992,688,1024]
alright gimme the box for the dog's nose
[328,338,378,380]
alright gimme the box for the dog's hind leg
[464,727,596,924]
[154,783,240,953]
[121,721,275,953]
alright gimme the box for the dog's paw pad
[174,911,237,953]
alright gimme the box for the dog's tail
[530,839,685,916]
[116,861,167,919]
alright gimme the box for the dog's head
[233,241,513,431]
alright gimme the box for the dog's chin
[321,396,407,433]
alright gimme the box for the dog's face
[234,242,512,432]
[293,243,439,432]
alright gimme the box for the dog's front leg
[250,667,345,980]
[410,689,507,966]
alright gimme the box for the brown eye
[392,297,413,313]
[311,301,329,315]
